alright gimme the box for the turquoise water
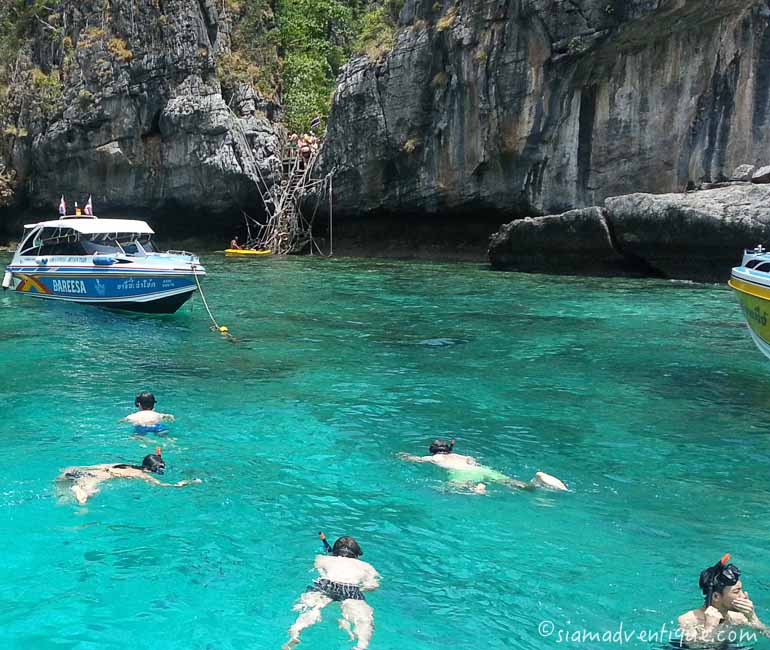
[2,253,770,650]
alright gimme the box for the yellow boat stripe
[728,277,770,301]
[16,273,51,294]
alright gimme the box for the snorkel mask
[700,553,741,606]
[141,447,165,475]
[429,438,455,454]
[332,536,363,559]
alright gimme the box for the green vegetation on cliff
[0,0,68,205]
[227,0,403,133]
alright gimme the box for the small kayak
[224,249,272,256]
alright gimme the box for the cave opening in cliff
[311,207,517,261]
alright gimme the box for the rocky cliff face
[322,0,770,222]
[3,0,278,227]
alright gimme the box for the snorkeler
[119,391,175,433]
[283,535,380,650]
[56,449,201,504]
[398,438,568,494]
[677,554,770,641]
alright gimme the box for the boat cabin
[17,217,156,258]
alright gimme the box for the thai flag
[84,195,93,215]
[58,195,66,215]
[310,116,321,128]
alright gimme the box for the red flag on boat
[58,195,66,216]
[84,195,93,215]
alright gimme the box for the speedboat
[2,214,205,313]
[729,244,770,360]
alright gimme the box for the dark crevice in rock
[752,20,770,139]
[577,84,596,200]
[565,0,593,31]
[600,207,667,278]
[197,0,219,49]
[701,51,738,182]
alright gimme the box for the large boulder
[488,207,628,274]
[489,184,770,281]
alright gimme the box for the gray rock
[488,207,626,273]
[489,184,770,281]
[752,165,770,184]
[731,164,756,181]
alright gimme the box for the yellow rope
[192,267,230,336]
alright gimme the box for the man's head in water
[141,453,165,475]
[700,554,744,610]
[429,438,455,455]
[332,536,363,559]
[135,392,157,411]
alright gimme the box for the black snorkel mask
[700,553,740,606]
[318,532,363,559]
[142,448,165,475]
[429,438,455,454]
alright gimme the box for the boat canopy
[23,218,154,234]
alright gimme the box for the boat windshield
[20,226,86,256]
[81,233,156,256]
[19,229,156,257]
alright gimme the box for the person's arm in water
[136,474,202,488]
[114,468,201,488]
[158,412,175,422]
[397,452,433,463]
[359,563,380,592]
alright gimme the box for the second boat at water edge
[729,244,770,360]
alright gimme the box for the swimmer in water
[677,554,770,642]
[119,391,175,432]
[398,438,568,494]
[56,450,201,504]
[283,536,380,650]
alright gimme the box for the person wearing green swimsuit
[398,439,568,494]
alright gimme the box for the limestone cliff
[1,0,279,229]
[321,0,770,222]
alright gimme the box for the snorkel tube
[701,553,739,607]
[318,531,333,554]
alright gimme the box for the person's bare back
[315,555,380,591]
[119,391,174,429]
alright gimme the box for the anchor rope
[192,266,229,336]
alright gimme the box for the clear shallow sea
[2,253,770,650]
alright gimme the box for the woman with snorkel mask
[677,554,770,642]
[56,448,201,504]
